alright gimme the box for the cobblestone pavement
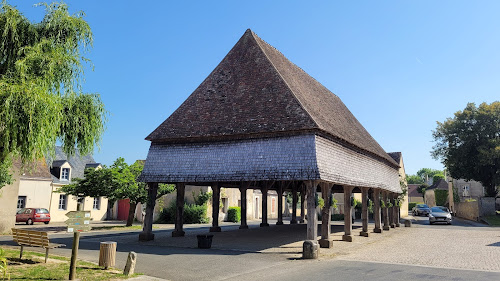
[336,216,500,272]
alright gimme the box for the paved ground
[2,216,500,280]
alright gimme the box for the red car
[16,208,51,225]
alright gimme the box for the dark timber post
[360,187,369,237]
[139,182,158,241]
[395,193,401,227]
[300,185,306,223]
[383,191,390,231]
[291,183,298,224]
[390,192,396,228]
[373,189,382,233]
[172,183,185,237]
[343,185,354,242]
[260,182,270,227]
[276,182,284,225]
[305,181,318,240]
[210,183,221,232]
[69,203,82,280]
[319,182,333,248]
[239,182,250,229]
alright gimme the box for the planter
[197,234,214,249]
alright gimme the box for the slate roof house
[139,29,404,249]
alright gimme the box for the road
[1,216,499,280]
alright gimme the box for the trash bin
[197,234,214,249]
[99,241,117,269]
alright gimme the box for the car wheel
[27,218,33,225]
[44,221,49,225]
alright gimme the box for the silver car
[429,206,452,225]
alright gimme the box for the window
[463,186,470,197]
[93,197,101,210]
[61,168,70,181]
[58,194,67,210]
[17,196,26,209]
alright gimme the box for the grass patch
[1,247,138,281]
[482,215,500,227]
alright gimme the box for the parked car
[16,208,51,225]
[412,204,431,216]
[429,206,452,225]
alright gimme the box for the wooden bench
[11,228,66,263]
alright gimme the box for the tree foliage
[432,102,499,197]
[59,157,174,226]
[0,1,106,188]
[406,174,424,184]
[417,183,428,195]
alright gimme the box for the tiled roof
[408,184,421,197]
[427,179,449,190]
[48,147,98,184]
[387,152,402,164]
[146,29,398,167]
[13,159,52,179]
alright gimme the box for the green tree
[416,168,443,183]
[0,2,106,188]
[406,174,424,184]
[417,183,428,196]
[432,102,499,197]
[60,158,174,226]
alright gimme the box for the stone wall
[479,197,496,216]
[455,201,480,221]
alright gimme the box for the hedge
[157,202,209,224]
[227,207,241,222]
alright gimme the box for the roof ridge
[248,30,321,129]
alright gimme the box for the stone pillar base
[290,220,297,224]
[374,228,382,233]
[172,230,185,237]
[239,225,249,229]
[276,221,284,225]
[209,226,221,232]
[342,234,353,242]
[404,220,412,227]
[138,232,154,242]
[390,224,395,228]
[318,239,333,248]
[299,219,305,224]
[360,231,369,237]
[383,226,390,231]
[260,223,270,227]
[302,240,319,259]
[396,223,400,227]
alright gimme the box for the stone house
[407,184,424,203]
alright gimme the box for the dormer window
[61,168,70,181]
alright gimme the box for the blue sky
[11,1,500,175]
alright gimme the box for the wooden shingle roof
[147,29,397,167]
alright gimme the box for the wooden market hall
[138,29,404,254]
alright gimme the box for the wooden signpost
[66,210,91,280]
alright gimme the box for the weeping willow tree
[0,1,106,188]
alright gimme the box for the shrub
[409,202,417,211]
[156,201,209,224]
[194,190,212,206]
[317,197,325,209]
[331,214,344,221]
[227,207,241,222]
[434,189,448,206]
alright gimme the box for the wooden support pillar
[373,189,382,233]
[139,182,158,241]
[291,183,298,224]
[260,182,270,227]
[300,185,306,223]
[343,185,353,242]
[390,193,396,228]
[360,187,369,237]
[210,183,221,232]
[276,182,284,225]
[239,182,250,229]
[305,181,318,240]
[395,194,401,227]
[172,183,185,237]
[383,191,390,231]
[319,183,333,248]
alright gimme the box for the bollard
[404,220,412,227]
[302,240,319,259]
[123,251,137,276]
[98,241,117,269]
